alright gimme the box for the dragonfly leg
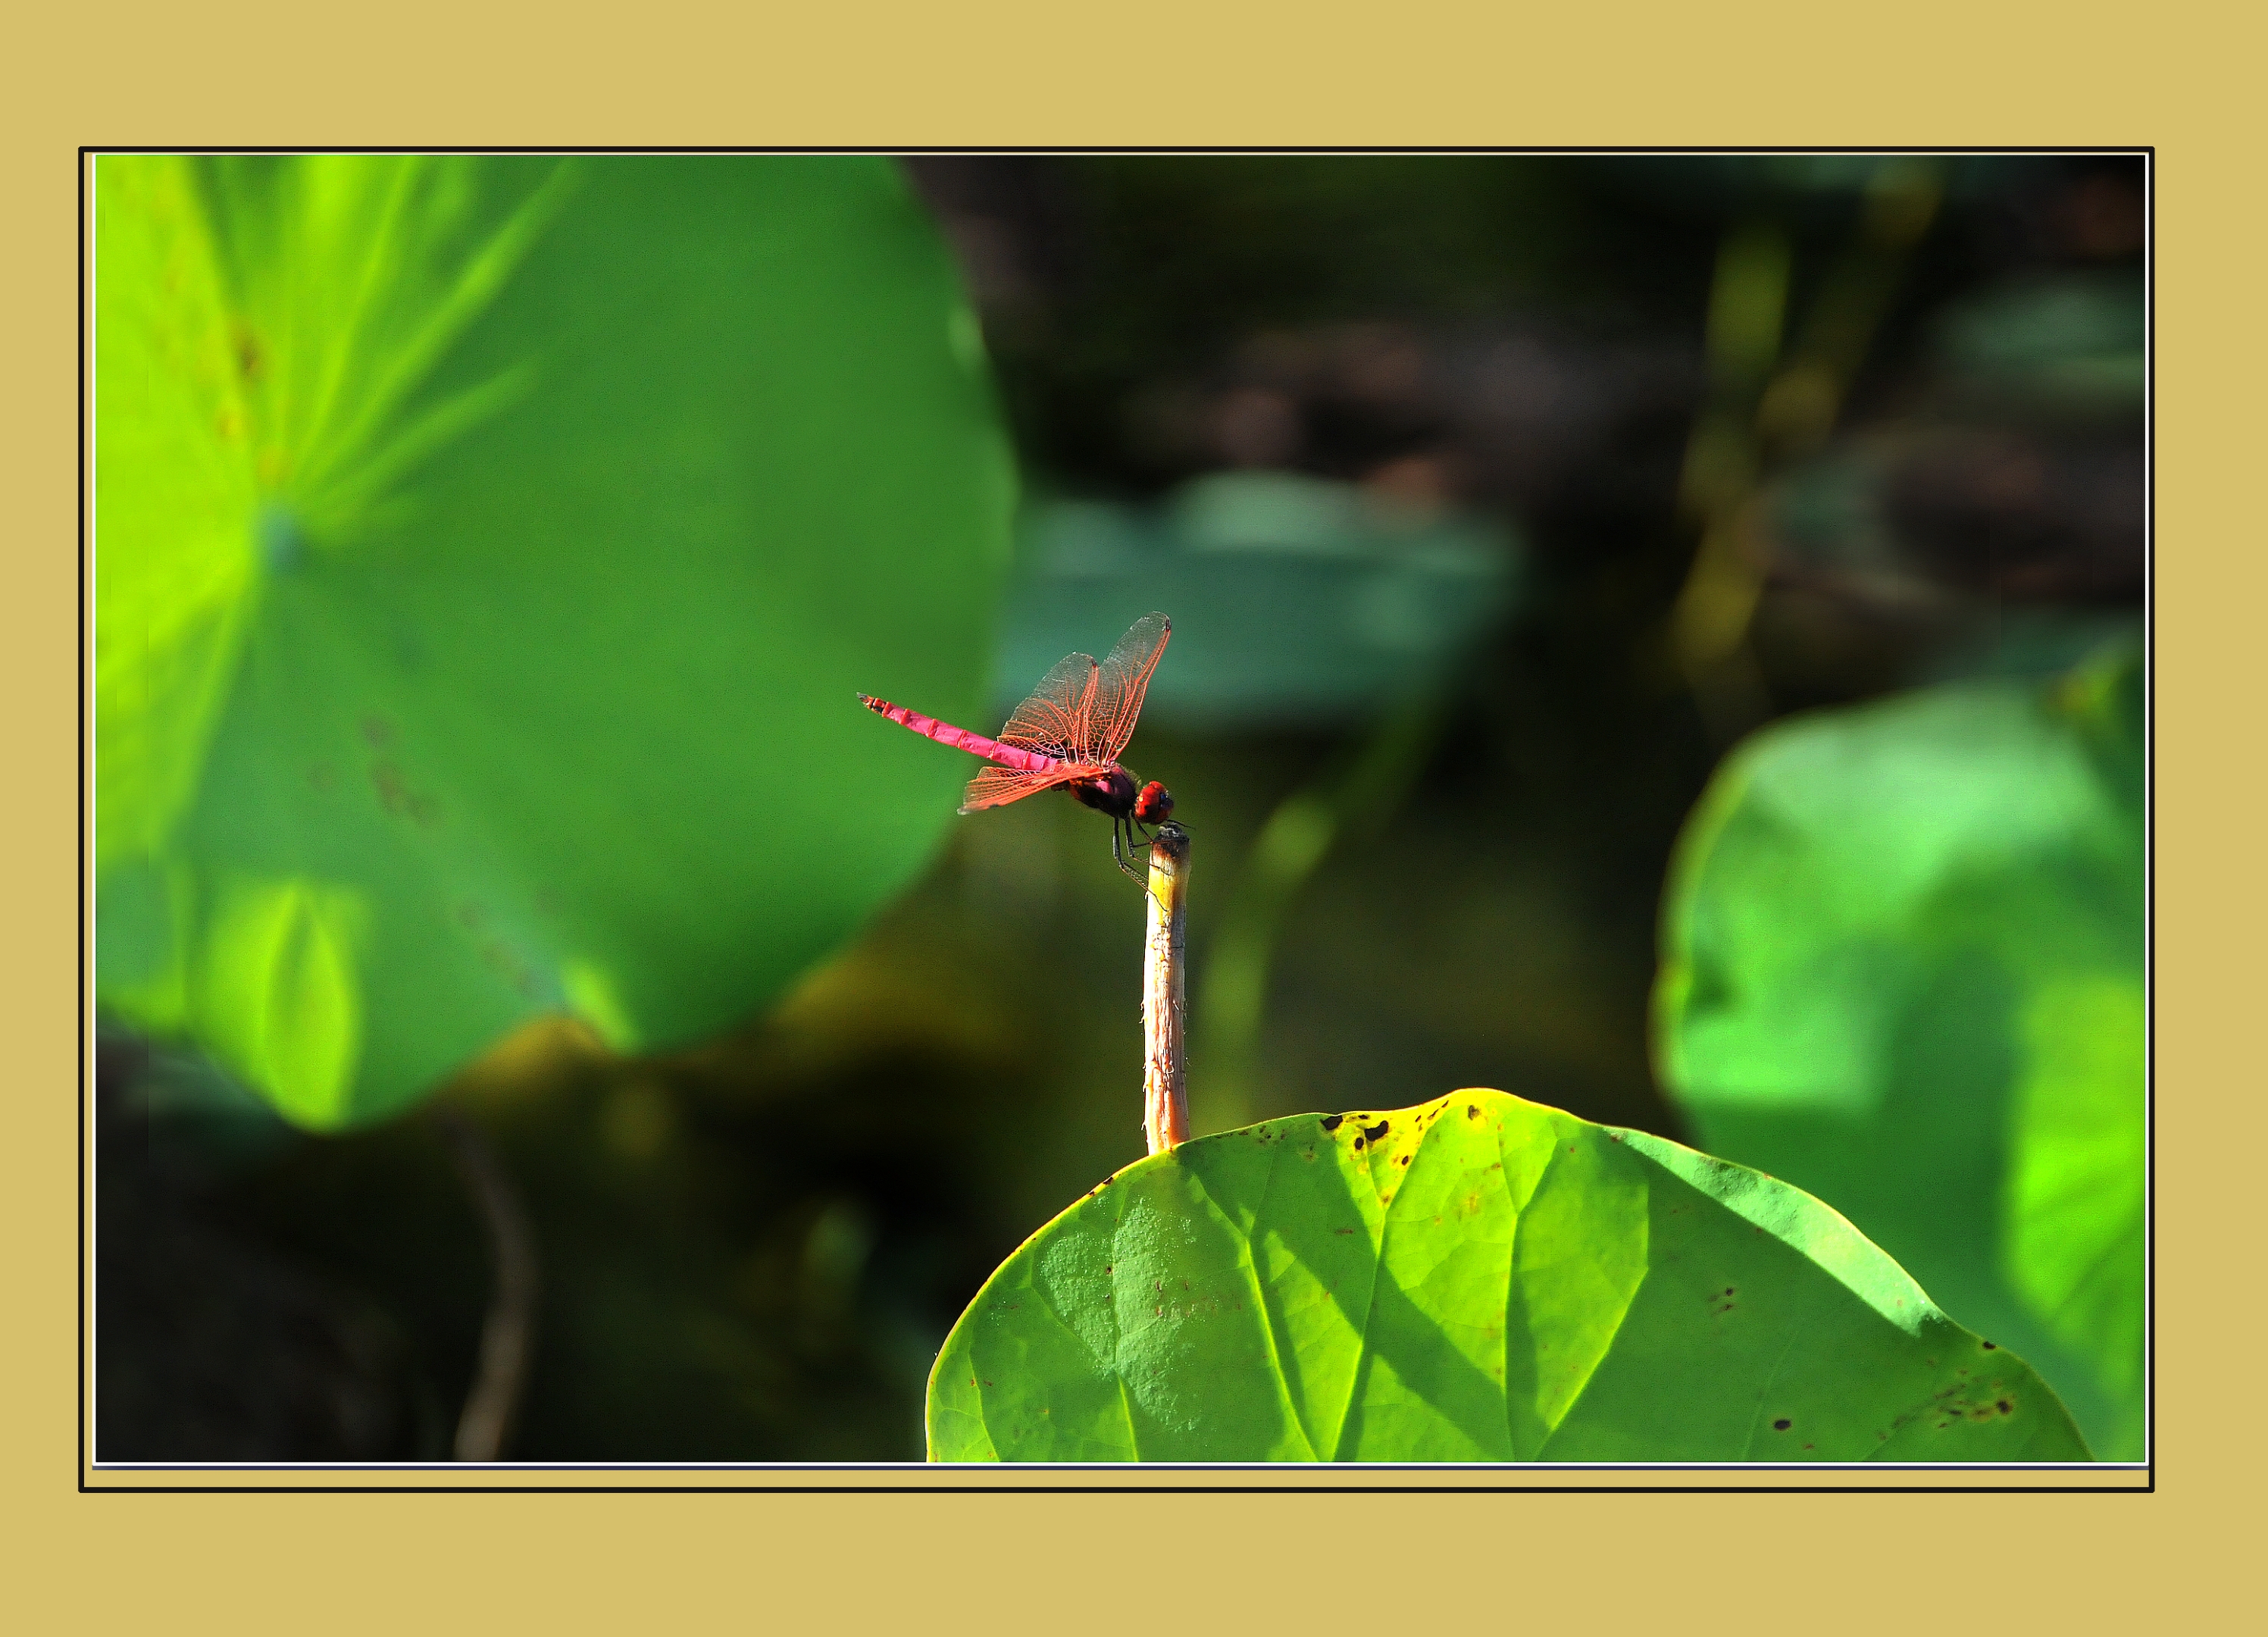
[1111,815,1146,884]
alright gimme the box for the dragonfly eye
[1135,781,1174,824]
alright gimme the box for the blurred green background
[97,153,2144,1462]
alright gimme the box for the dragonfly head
[1134,781,1175,826]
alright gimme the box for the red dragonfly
[860,612,1178,881]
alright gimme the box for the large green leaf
[1653,647,2144,1459]
[926,1089,2088,1461]
[95,155,1016,1127]
[94,155,262,869]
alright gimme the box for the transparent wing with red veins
[959,647,1104,812]
[959,763,1079,814]
[1090,612,1172,764]
[998,649,1101,759]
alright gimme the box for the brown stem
[436,1110,540,1462]
[1142,822,1192,1155]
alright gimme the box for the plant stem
[1668,161,1943,743]
[437,1109,540,1462]
[1142,821,1192,1154]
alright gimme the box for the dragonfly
[859,612,1178,882]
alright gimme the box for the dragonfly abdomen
[859,694,1063,774]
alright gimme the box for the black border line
[78,144,2157,1496]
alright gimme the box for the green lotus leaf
[1653,646,2144,1459]
[95,154,1015,1127]
[927,1088,2089,1462]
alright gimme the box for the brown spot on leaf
[1772,1419,1791,1431]
[1321,1115,1344,1131]
[372,762,410,813]
[231,321,263,381]
[1364,1121,1389,1142]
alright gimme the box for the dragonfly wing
[960,763,1081,814]
[998,649,1100,759]
[1090,612,1171,763]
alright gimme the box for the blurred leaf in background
[1653,643,2144,1459]
[1003,470,1519,729]
[1732,256,2141,680]
[96,154,1016,1128]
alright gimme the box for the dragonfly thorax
[1065,769,1175,829]
[1068,768,1140,818]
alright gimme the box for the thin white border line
[85,148,102,1473]
[80,147,2156,160]
[92,1459,2141,1473]
[2138,145,2156,1471]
